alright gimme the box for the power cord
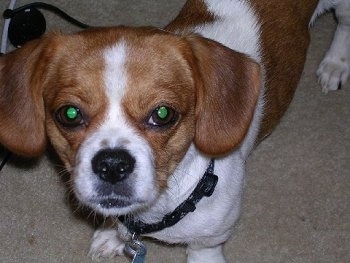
[0,0,16,54]
[3,2,91,28]
[0,151,11,172]
[3,1,91,48]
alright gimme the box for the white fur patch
[103,41,127,108]
[198,0,261,62]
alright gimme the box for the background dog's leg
[186,245,226,263]
[317,0,350,93]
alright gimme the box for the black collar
[119,159,218,235]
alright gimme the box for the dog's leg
[317,0,350,93]
[187,245,226,263]
[89,228,125,259]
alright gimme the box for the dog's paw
[89,229,125,260]
[317,55,349,93]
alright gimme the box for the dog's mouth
[85,196,148,216]
[97,197,133,209]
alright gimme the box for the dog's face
[0,27,260,216]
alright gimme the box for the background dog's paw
[317,56,349,93]
[89,229,125,260]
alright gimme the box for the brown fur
[0,37,54,157]
[250,0,319,139]
[165,0,216,34]
[186,36,260,155]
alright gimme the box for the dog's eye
[56,105,85,128]
[147,106,178,127]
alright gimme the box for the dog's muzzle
[92,148,136,184]
[73,140,156,214]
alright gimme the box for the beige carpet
[0,1,349,262]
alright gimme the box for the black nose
[91,148,135,184]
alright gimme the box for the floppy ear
[186,35,261,156]
[0,38,54,157]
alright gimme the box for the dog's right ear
[185,35,261,156]
[0,36,58,157]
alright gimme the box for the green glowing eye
[66,107,78,120]
[148,105,178,127]
[157,106,169,119]
[56,105,84,128]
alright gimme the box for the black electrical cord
[0,151,11,172]
[3,2,91,29]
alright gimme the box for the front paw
[89,229,125,259]
[317,56,349,93]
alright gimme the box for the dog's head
[0,27,260,216]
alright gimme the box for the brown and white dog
[0,0,349,262]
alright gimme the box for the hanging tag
[124,237,147,263]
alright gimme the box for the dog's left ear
[186,35,261,156]
[0,36,58,157]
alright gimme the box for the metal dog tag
[124,238,147,263]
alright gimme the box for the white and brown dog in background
[0,0,349,262]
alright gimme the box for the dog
[0,0,349,262]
